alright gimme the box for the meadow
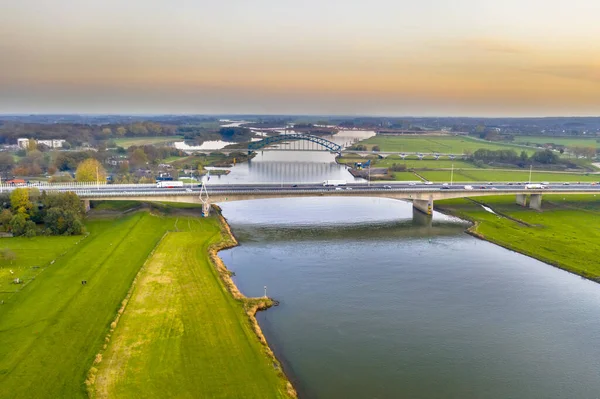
[514,135,600,148]
[406,169,598,183]
[114,135,184,148]
[359,135,535,154]
[93,219,291,398]
[436,195,600,279]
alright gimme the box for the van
[464,185,473,190]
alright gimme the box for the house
[6,179,26,186]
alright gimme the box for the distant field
[114,136,184,148]
[514,136,600,148]
[415,169,599,183]
[391,172,422,181]
[94,220,290,398]
[377,158,476,169]
[360,135,535,154]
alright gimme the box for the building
[17,138,29,149]
[17,138,66,149]
[37,139,66,148]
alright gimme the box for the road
[12,181,600,195]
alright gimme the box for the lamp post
[96,166,99,190]
[529,164,533,183]
[450,163,454,186]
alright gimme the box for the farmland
[359,135,535,154]
[513,136,600,148]
[418,169,599,183]
[114,135,184,148]
[436,195,600,280]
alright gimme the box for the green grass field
[93,219,290,398]
[391,172,422,181]
[0,235,81,301]
[436,195,600,279]
[0,212,181,398]
[416,169,599,183]
[360,135,535,154]
[514,135,600,148]
[114,136,184,148]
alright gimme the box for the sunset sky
[1,0,599,116]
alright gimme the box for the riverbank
[91,205,296,398]
[436,195,600,282]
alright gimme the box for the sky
[1,0,599,116]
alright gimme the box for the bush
[9,213,28,236]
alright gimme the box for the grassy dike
[90,206,296,398]
[0,204,295,399]
[0,212,175,398]
[436,195,600,281]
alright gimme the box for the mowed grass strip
[94,218,290,398]
[0,212,174,398]
[436,195,600,279]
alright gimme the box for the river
[219,197,600,399]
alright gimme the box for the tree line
[470,149,559,166]
[0,189,85,237]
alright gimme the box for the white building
[17,138,29,149]
[37,139,66,148]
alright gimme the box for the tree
[44,208,84,235]
[27,139,37,151]
[75,158,106,182]
[0,209,13,230]
[9,213,28,236]
[116,126,127,137]
[531,149,559,164]
[130,148,148,167]
[41,192,85,235]
[10,188,33,218]
[0,152,15,176]
[372,145,381,152]
[101,127,112,138]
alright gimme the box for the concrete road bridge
[17,182,599,216]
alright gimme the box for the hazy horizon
[2,0,599,116]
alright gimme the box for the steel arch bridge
[248,134,342,153]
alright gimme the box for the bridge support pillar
[201,202,210,217]
[529,194,542,211]
[413,196,433,215]
[83,199,91,213]
[412,207,433,227]
[516,194,527,207]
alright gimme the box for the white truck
[156,180,184,188]
[323,180,347,187]
[525,183,544,189]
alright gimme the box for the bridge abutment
[516,194,527,206]
[529,194,542,210]
[413,196,433,215]
[83,199,91,213]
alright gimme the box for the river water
[219,197,600,399]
